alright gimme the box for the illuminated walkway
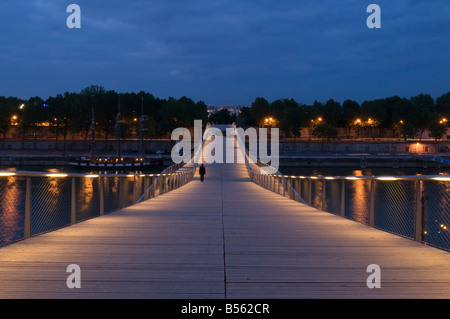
[0,137,450,298]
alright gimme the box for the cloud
[0,0,448,104]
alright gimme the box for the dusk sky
[0,0,448,106]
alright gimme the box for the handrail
[0,124,211,247]
[232,124,450,251]
[232,123,307,204]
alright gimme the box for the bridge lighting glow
[85,175,99,178]
[325,177,335,180]
[377,177,398,181]
[46,173,68,178]
[0,172,16,177]
[345,177,359,180]
[433,177,450,181]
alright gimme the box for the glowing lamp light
[345,177,359,180]
[433,177,450,182]
[46,173,68,178]
[85,175,99,178]
[0,172,16,177]
[377,177,398,181]
[325,177,335,180]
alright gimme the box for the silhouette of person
[199,164,206,182]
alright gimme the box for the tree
[342,99,360,136]
[46,94,66,149]
[237,106,253,127]
[209,108,236,124]
[323,99,342,127]
[0,97,24,144]
[410,94,435,140]
[427,114,448,141]
[312,123,338,141]
[250,97,270,126]
[401,123,419,141]
[436,92,450,115]
[19,97,45,149]
[279,105,303,139]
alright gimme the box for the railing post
[144,176,149,200]
[71,177,76,224]
[296,178,302,202]
[277,175,281,194]
[119,177,124,208]
[133,175,137,204]
[24,177,32,239]
[369,179,375,227]
[321,179,326,211]
[152,176,156,198]
[288,178,293,199]
[340,179,345,217]
[307,178,312,205]
[414,180,424,242]
[99,177,104,216]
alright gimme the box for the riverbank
[1,151,449,170]
[279,152,450,169]
[0,152,174,168]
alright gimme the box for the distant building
[207,105,246,116]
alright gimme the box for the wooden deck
[0,137,450,298]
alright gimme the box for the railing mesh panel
[344,179,371,225]
[103,177,120,213]
[31,177,71,236]
[373,181,416,239]
[76,177,101,222]
[423,181,450,250]
[0,176,26,246]
[324,179,341,215]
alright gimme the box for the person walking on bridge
[199,164,206,182]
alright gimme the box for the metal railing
[233,124,450,251]
[0,124,210,247]
[0,168,194,247]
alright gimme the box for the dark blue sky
[0,0,448,105]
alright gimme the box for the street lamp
[19,104,25,110]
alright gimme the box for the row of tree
[1,86,449,143]
[238,92,450,141]
[0,86,209,143]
